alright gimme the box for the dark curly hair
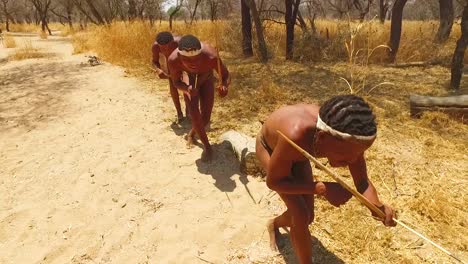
[179,34,201,51]
[319,95,377,136]
[156,31,174,45]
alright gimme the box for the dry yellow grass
[71,19,467,263]
[3,23,40,33]
[39,30,48,39]
[9,40,49,61]
[3,33,17,48]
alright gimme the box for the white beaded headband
[178,44,203,57]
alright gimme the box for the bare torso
[261,103,320,164]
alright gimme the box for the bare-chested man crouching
[168,34,230,161]
[256,95,396,264]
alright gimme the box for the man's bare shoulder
[267,104,319,141]
[167,49,179,63]
[201,43,218,59]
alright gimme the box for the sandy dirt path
[0,34,282,264]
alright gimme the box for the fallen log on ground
[409,94,468,120]
[386,60,446,68]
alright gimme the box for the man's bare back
[256,96,396,264]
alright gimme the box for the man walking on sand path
[152,31,189,123]
[256,95,396,264]
[168,34,230,162]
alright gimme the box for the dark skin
[168,43,230,161]
[256,103,396,264]
[152,35,190,122]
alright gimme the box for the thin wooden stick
[277,130,465,263]
[393,219,464,263]
[213,20,223,87]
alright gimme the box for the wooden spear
[213,20,223,94]
[277,130,465,263]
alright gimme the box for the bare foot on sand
[267,219,280,252]
[177,113,184,124]
[185,130,197,149]
[201,147,213,162]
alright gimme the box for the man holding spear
[168,34,230,161]
[256,95,396,263]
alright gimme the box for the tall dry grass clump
[3,33,17,48]
[9,40,48,60]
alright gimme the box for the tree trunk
[450,4,467,90]
[67,8,73,28]
[285,0,300,60]
[1,0,9,32]
[379,0,389,23]
[387,0,408,63]
[353,0,371,22]
[285,0,293,59]
[41,16,51,35]
[45,19,52,35]
[243,0,268,62]
[241,0,253,58]
[435,0,454,43]
[190,0,201,24]
[297,10,308,32]
[128,0,136,20]
[73,1,98,25]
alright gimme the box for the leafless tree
[353,0,373,21]
[30,0,52,34]
[207,0,219,21]
[72,0,107,24]
[169,0,183,29]
[387,0,408,63]
[184,0,202,24]
[379,0,390,23]
[241,0,253,57]
[434,0,455,43]
[327,0,353,18]
[1,0,12,31]
[50,0,75,28]
[243,0,268,62]
[285,0,301,59]
[303,0,325,33]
